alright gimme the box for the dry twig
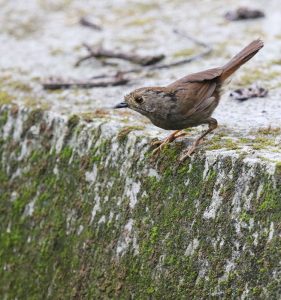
[79,17,102,31]
[43,30,213,90]
[43,74,129,90]
[75,44,165,67]
[89,29,213,79]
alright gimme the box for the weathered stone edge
[0,105,281,299]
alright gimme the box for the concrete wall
[1,105,281,299]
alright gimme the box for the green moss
[38,0,72,11]
[2,14,41,39]
[257,181,281,218]
[49,47,65,56]
[0,110,8,127]
[224,138,239,150]
[91,153,102,164]
[60,146,73,161]
[207,137,239,150]
[7,81,32,93]
[117,126,144,142]
[134,2,159,12]
[270,59,281,65]
[63,114,80,143]
[236,134,278,151]
[21,108,44,137]
[23,97,44,108]
[239,137,252,144]
[173,48,196,58]
[240,211,251,222]
[1,108,281,299]
[276,162,281,177]
[252,137,275,150]
[0,91,13,105]
[80,110,109,122]
[126,17,155,26]
[67,114,80,130]
[237,68,281,87]
[211,41,233,60]
[256,127,281,136]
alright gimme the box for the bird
[114,39,264,161]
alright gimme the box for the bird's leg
[152,130,186,146]
[180,118,218,161]
[152,130,187,155]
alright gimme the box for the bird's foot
[179,146,195,162]
[179,139,204,161]
[152,139,172,155]
[151,130,187,155]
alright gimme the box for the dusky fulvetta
[115,39,264,161]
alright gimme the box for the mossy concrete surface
[1,105,281,299]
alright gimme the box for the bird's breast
[148,113,203,130]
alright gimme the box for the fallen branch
[79,17,102,31]
[90,30,212,79]
[75,44,165,67]
[47,30,212,89]
[42,74,129,90]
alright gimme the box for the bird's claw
[151,139,162,146]
[179,147,195,162]
[174,131,188,139]
[151,130,188,153]
[151,141,169,155]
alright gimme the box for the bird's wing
[168,67,223,87]
[168,67,222,113]
[166,68,223,119]
[171,79,218,118]
[185,81,217,117]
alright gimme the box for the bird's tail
[220,39,264,82]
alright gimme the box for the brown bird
[114,39,264,161]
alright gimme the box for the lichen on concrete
[1,0,281,298]
[1,105,281,299]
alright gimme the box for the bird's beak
[114,102,128,109]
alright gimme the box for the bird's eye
[135,96,144,104]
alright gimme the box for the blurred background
[0,0,280,130]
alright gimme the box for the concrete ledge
[0,105,281,299]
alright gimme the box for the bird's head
[114,87,171,117]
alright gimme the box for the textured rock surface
[1,105,281,299]
[1,0,281,299]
